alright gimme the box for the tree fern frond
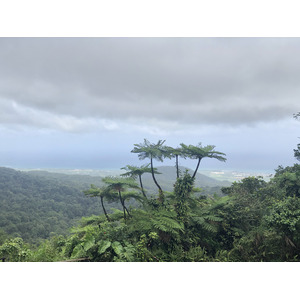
[204,215,223,222]
[192,216,205,225]
[70,224,98,234]
[192,216,218,233]
[152,223,167,232]
[202,222,218,233]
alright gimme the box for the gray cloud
[0,37,299,130]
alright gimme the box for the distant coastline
[14,166,275,182]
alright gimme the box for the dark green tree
[165,146,187,179]
[131,139,171,201]
[120,164,160,198]
[180,143,227,179]
[173,170,195,222]
[0,237,32,262]
[294,112,300,161]
[273,164,300,198]
[84,185,113,222]
[102,177,140,220]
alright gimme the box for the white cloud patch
[0,98,122,133]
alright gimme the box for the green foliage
[102,176,140,191]
[294,112,300,161]
[120,164,160,198]
[228,229,282,262]
[266,197,300,235]
[183,246,210,262]
[5,138,300,262]
[220,176,269,235]
[131,139,169,162]
[101,176,141,220]
[0,229,10,245]
[131,139,171,200]
[31,235,67,262]
[120,164,160,179]
[180,143,227,163]
[272,165,300,197]
[180,143,226,178]
[173,171,194,221]
[98,240,111,254]
[0,167,126,244]
[0,237,32,262]
[294,144,300,161]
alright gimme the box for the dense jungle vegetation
[0,165,226,246]
[1,133,300,262]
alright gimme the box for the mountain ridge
[141,166,231,193]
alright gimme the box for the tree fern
[151,215,184,234]
[191,214,219,233]
[111,241,136,262]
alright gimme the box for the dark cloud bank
[0,38,299,130]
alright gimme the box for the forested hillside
[0,167,117,244]
[0,164,228,245]
[1,138,300,262]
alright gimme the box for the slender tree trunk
[139,174,147,198]
[176,154,179,179]
[124,203,131,217]
[150,155,163,194]
[100,196,110,222]
[192,158,202,179]
[150,155,164,203]
[118,190,127,220]
[118,190,131,219]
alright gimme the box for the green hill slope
[0,167,113,244]
[0,166,229,244]
[141,166,231,194]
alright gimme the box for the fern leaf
[123,242,136,261]
[98,240,111,254]
[202,222,218,233]
[193,216,205,225]
[83,236,95,251]
[204,215,222,222]
[112,241,124,257]
[71,244,85,259]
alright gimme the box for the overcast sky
[0,37,299,172]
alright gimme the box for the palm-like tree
[121,191,145,207]
[131,139,170,197]
[120,164,161,198]
[84,184,113,222]
[180,143,227,179]
[165,146,187,179]
[102,176,140,220]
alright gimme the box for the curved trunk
[118,190,131,219]
[124,204,131,217]
[192,157,202,179]
[150,155,163,194]
[150,155,164,203]
[100,196,110,222]
[139,174,147,198]
[118,190,126,220]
